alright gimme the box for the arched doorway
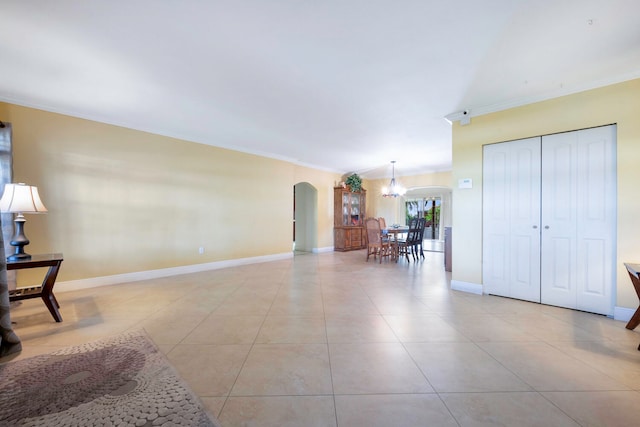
[293,182,318,254]
[403,186,452,251]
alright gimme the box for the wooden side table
[7,253,64,322]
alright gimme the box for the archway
[403,186,452,242]
[293,182,318,254]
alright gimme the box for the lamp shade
[0,183,48,214]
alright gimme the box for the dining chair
[378,216,392,245]
[365,218,394,263]
[415,218,426,259]
[396,218,420,262]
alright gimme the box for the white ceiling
[1,1,639,179]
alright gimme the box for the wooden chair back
[397,218,421,261]
[365,218,394,263]
[378,217,387,229]
[365,218,382,246]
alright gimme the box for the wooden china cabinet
[333,186,366,251]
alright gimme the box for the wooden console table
[8,253,64,322]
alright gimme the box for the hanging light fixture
[381,161,406,198]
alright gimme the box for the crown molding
[0,94,344,175]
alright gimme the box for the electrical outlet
[198,247,205,255]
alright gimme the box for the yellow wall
[451,78,640,310]
[0,103,341,284]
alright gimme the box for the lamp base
[7,215,31,262]
[7,252,32,262]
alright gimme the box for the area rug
[0,330,221,426]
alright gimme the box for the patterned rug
[0,330,221,426]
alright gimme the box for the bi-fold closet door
[482,125,616,315]
[483,137,541,303]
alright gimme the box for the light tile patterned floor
[5,250,640,426]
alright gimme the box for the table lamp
[0,183,48,261]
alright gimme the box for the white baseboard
[57,252,294,293]
[451,280,483,295]
[614,306,636,322]
[313,246,334,253]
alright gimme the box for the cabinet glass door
[350,194,360,225]
[342,193,350,225]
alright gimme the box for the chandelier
[381,161,406,198]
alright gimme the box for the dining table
[383,226,409,240]
[382,226,409,257]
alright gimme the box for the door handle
[545,226,550,229]
[533,225,538,229]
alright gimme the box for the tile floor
[421,239,444,253]
[4,250,640,426]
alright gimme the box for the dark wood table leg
[40,261,63,322]
[625,269,640,330]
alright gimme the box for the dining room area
[365,217,421,264]
[333,177,450,265]
[363,213,448,261]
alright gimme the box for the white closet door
[483,142,510,297]
[541,125,616,315]
[483,137,541,302]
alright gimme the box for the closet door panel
[541,125,616,315]
[509,141,541,302]
[541,134,578,309]
[483,138,541,302]
[575,126,616,314]
[483,144,511,297]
